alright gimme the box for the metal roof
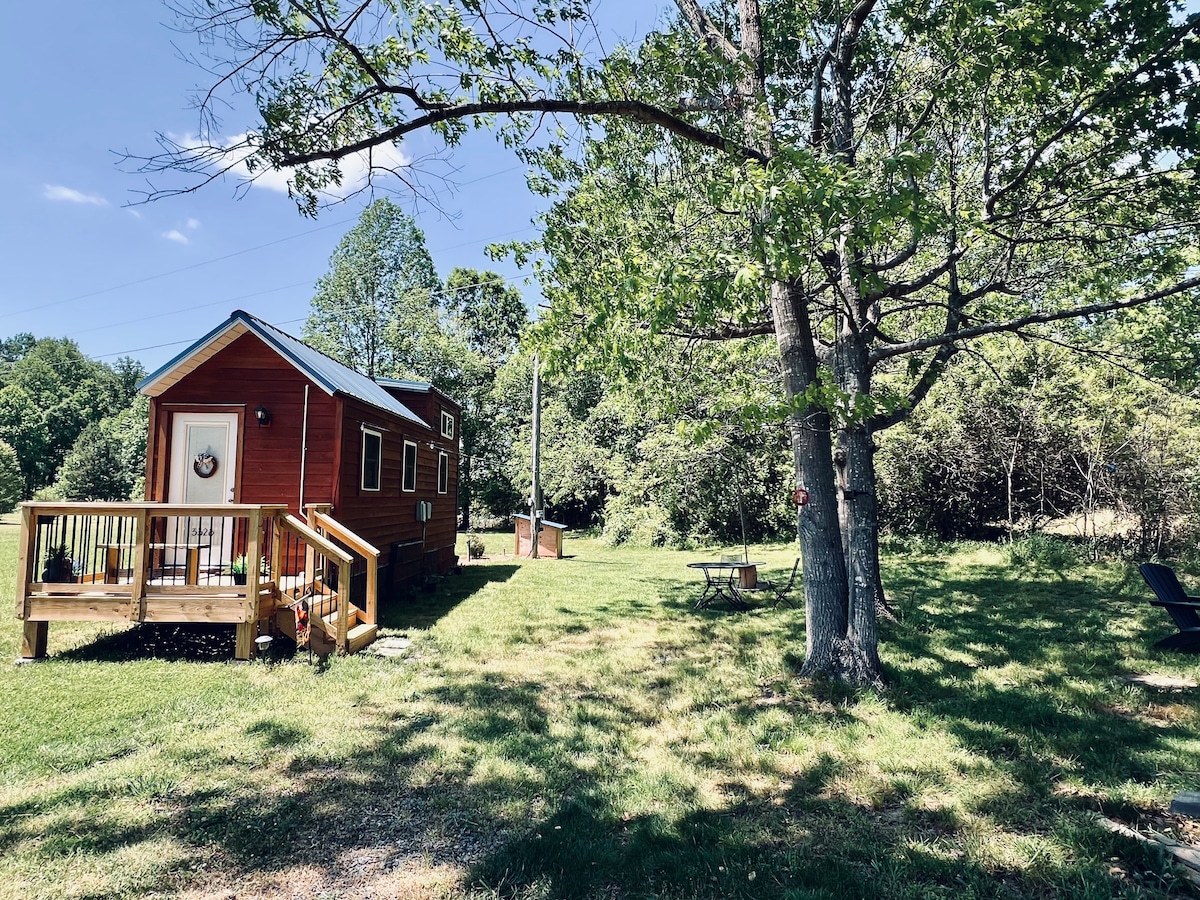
[137,310,429,428]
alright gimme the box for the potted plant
[41,544,74,583]
[230,554,248,585]
[231,555,269,584]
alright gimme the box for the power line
[92,271,533,361]
[0,217,356,321]
[4,164,536,322]
[65,281,315,339]
[65,224,539,350]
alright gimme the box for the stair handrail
[311,511,380,627]
[275,512,354,652]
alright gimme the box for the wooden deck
[14,502,378,660]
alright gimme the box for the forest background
[2,195,1197,564]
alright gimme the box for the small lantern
[254,405,272,427]
[255,634,274,661]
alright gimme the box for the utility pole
[529,351,542,558]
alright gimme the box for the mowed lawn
[3,518,1200,900]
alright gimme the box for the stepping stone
[1121,673,1198,691]
[370,637,412,658]
[1172,792,1200,818]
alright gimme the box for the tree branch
[870,275,1200,364]
[268,98,769,169]
[674,0,740,64]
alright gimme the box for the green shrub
[1006,532,1079,569]
[600,495,684,548]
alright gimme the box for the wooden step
[318,603,362,632]
[347,622,378,654]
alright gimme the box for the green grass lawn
[2,521,1200,899]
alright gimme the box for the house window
[437,450,449,495]
[402,440,417,493]
[361,428,382,492]
[441,410,455,439]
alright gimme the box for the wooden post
[336,559,350,653]
[304,506,318,591]
[530,352,541,559]
[235,622,256,660]
[365,550,378,626]
[14,504,33,619]
[245,507,262,627]
[270,513,284,605]
[21,621,48,660]
[130,509,148,622]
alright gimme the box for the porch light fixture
[254,405,272,427]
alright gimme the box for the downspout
[298,385,310,513]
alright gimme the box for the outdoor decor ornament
[792,487,810,507]
[193,452,218,479]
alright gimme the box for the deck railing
[15,501,377,659]
[309,505,380,629]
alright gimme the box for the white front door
[169,413,239,504]
[166,413,239,580]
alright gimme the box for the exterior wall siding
[145,331,461,583]
[148,333,338,514]
[334,397,459,574]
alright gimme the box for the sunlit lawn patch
[2,521,1200,898]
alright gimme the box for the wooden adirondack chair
[1139,562,1200,651]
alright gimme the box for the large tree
[148,0,1200,685]
[444,268,528,530]
[304,198,441,378]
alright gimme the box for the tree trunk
[833,332,884,686]
[460,452,471,532]
[771,279,850,674]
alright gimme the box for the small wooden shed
[514,514,566,559]
[138,310,461,590]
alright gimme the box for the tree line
[0,335,147,511]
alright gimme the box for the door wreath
[193,452,218,478]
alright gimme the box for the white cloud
[186,217,201,229]
[162,229,189,244]
[43,184,108,206]
[173,132,412,199]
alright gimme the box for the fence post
[237,508,262,660]
[14,504,33,619]
[130,509,148,622]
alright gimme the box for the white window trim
[437,450,449,495]
[402,440,418,493]
[361,427,382,492]
[441,410,454,439]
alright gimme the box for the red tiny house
[139,311,460,588]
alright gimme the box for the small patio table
[687,561,763,611]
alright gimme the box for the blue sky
[0,0,668,373]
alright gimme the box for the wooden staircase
[271,511,381,656]
[317,602,378,654]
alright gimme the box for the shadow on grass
[381,562,520,630]
[882,560,1200,825]
[49,564,521,663]
[5,556,1198,898]
[3,658,1170,899]
[57,623,240,663]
